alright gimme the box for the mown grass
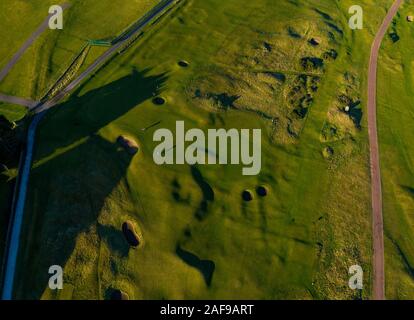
[0,0,157,99]
[377,1,414,300]
[13,0,397,300]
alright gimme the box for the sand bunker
[117,135,139,155]
[110,289,129,300]
[256,186,268,197]
[309,37,321,46]
[152,96,166,105]
[178,60,189,67]
[122,221,140,247]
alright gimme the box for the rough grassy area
[13,0,394,299]
[377,1,414,300]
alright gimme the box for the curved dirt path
[368,0,403,300]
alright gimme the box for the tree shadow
[15,135,135,299]
[35,67,168,161]
[98,224,130,258]
[14,68,168,299]
[190,166,214,221]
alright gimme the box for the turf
[0,102,27,122]
[377,2,414,300]
[0,0,157,99]
[7,0,402,300]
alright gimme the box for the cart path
[368,0,403,300]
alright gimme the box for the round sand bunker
[152,96,166,105]
[117,135,139,155]
[256,186,268,197]
[242,190,254,202]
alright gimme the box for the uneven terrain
[3,0,413,300]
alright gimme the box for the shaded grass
[377,1,414,299]
[13,0,397,299]
[0,102,27,122]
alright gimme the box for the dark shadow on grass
[35,67,168,161]
[190,166,214,221]
[98,224,130,257]
[176,245,215,287]
[14,68,168,299]
[401,185,414,197]
[314,8,333,21]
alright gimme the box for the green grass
[377,2,414,300]
[0,102,27,122]
[11,0,399,300]
[0,0,57,68]
[0,0,157,99]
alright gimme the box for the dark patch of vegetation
[122,221,140,247]
[195,90,240,110]
[176,246,215,286]
[323,49,338,60]
[347,104,363,128]
[389,32,400,43]
[256,186,268,197]
[242,190,253,202]
[191,166,214,220]
[0,115,21,166]
[293,98,311,118]
[402,185,414,197]
[314,8,333,21]
[109,289,129,300]
[309,38,321,46]
[287,120,299,138]
[117,135,139,155]
[338,95,363,128]
[263,42,272,52]
[171,178,190,203]
[287,26,301,39]
[323,146,334,159]
[266,72,286,82]
[152,96,166,105]
[325,22,343,36]
[300,57,324,71]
